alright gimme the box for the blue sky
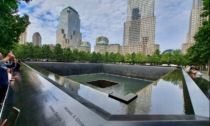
[18,0,193,52]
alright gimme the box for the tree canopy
[186,0,210,65]
[0,0,30,53]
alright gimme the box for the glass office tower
[124,0,155,46]
[56,6,82,49]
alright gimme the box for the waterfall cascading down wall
[26,62,175,80]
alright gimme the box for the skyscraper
[182,0,203,54]
[124,0,155,45]
[32,32,41,46]
[56,6,82,49]
[120,0,159,55]
[19,28,27,44]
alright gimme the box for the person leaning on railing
[0,52,15,105]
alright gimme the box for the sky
[18,0,193,53]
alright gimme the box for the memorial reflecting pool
[28,64,193,115]
[0,63,209,126]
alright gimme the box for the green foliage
[162,69,182,85]
[124,53,132,63]
[104,52,110,62]
[186,0,210,65]
[171,50,184,65]
[54,44,63,61]
[0,0,30,52]
[109,52,116,63]
[42,45,51,60]
[91,52,98,63]
[115,53,123,63]
[13,43,188,66]
[134,53,148,64]
[131,52,136,64]
[63,48,72,62]
[160,52,171,64]
[34,45,42,59]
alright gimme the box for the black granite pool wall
[26,62,103,76]
[102,64,175,80]
[26,62,175,80]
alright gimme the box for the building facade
[96,36,109,45]
[56,6,82,49]
[95,44,121,54]
[120,43,159,55]
[78,41,91,52]
[94,0,159,56]
[32,32,41,46]
[94,36,121,54]
[124,0,156,46]
[122,0,159,55]
[182,0,203,54]
[19,28,27,44]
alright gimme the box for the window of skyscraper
[132,8,140,20]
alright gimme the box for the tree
[150,52,160,65]
[23,43,35,60]
[13,44,25,59]
[186,0,210,74]
[0,0,30,53]
[124,53,132,63]
[115,53,123,63]
[79,51,87,62]
[91,52,98,63]
[63,48,72,62]
[34,45,42,60]
[54,44,63,62]
[109,52,116,63]
[171,50,183,65]
[131,52,136,64]
[42,45,52,60]
[85,51,91,62]
[72,49,79,61]
[160,52,171,65]
[104,52,110,62]
[135,53,147,64]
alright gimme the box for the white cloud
[18,0,192,52]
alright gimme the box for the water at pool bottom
[67,73,153,96]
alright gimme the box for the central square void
[68,73,153,95]
[87,80,118,88]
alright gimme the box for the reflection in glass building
[56,6,82,49]
[122,0,159,55]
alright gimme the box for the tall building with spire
[56,6,82,49]
[182,0,203,54]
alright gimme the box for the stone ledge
[108,93,138,104]
[182,69,209,118]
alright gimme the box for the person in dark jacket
[0,52,15,104]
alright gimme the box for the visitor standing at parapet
[0,52,15,104]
